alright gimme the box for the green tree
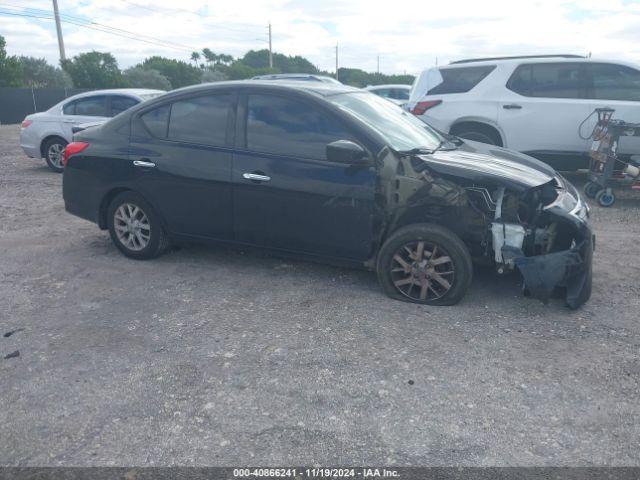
[190,51,200,67]
[139,56,201,88]
[18,56,72,88]
[123,67,171,90]
[0,35,23,87]
[62,51,123,88]
[241,49,318,73]
[201,48,216,66]
[201,69,227,83]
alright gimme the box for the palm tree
[202,48,216,67]
[219,54,233,65]
[190,51,200,67]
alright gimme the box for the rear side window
[391,88,410,100]
[110,96,138,117]
[168,94,232,146]
[372,88,391,98]
[587,63,640,101]
[246,94,352,161]
[507,63,587,98]
[140,104,170,138]
[428,66,495,95]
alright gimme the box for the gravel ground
[1,124,639,466]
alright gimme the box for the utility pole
[377,54,380,74]
[268,23,273,69]
[52,0,66,62]
[335,43,339,81]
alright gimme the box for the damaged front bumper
[512,197,594,309]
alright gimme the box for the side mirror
[326,140,369,164]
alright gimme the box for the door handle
[503,104,522,110]
[133,160,156,168]
[242,173,271,182]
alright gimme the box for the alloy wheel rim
[114,203,151,251]
[390,240,455,301]
[48,143,64,168]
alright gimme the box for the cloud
[1,0,639,74]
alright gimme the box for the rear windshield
[428,66,496,95]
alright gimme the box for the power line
[113,0,267,35]
[0,4,199,52]
[0,9,196,53]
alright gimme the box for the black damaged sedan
[63,81,593,308]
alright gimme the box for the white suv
[407,55,640,170]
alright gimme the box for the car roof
[151,80,359,102]
[366,84,411,89]
[64,88,165,101]
[251,73,339,83]
[442,56,639,69]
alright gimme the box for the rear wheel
[43,137,67,173]
[107,191,169,260]
[451,123,502,146]
[376,224,473,306]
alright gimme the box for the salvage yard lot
[1,123,639,466]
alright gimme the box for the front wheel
[107,191,169,260]
[376,224,473,306]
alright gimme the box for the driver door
[232,91,376,261]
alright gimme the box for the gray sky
[1,0,639,75]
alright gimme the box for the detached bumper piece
[512,239,593,309]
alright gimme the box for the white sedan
[20,88,164,172]
[364,84,411,106]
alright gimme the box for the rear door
[129,91,236,240]
[60,95,110,138]
[585,62,640,155]
[499,62,592,157]
[232,91,376,261]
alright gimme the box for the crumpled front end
[488,178,594,309]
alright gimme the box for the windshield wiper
[398,141,445,156]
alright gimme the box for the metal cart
[583,107,640,207]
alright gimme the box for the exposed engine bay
[465,178,592,308]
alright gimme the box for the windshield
[328,91,442,152]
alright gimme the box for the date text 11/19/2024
[233,468,400,478]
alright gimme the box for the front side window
[168,94,232,146]
[428,66,495,95]
[329,92,442,152]
[507,63,587,99]
[246,94,352,161]
[72,96,108,116]
[588,63,640,101]
[110,96,138,117]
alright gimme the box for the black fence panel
[0,88,91,124]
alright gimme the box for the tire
[595,189,616,207]
[583,181,600,199]
[42,137,68,173]
[107,191,169,260]
[376,224,473,306]
[451,124,502,146]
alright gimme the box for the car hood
[418,139,558,192]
